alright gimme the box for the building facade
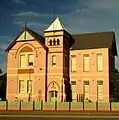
[6,17,117,102]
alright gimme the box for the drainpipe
[45,49,48,101]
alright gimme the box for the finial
[24,22,27,29]
[112,28,115,32]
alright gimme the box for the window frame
[27,80,32,94]
[19,54,25,68]
[19,80,24,93]
[83,54,90,72]
[83,80,89,99]
[52,55,56,66]
[28,54,34,67]
[97,80,103,100]
[71,55,76,72]
[97,53,103,72]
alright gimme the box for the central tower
[44,17,74,102]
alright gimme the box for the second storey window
[71,55,76,72]
[97,53,103,71]
[20,55,25,68]
[83,54,89,72]
[52,55,56,66]
[28,54,34,66]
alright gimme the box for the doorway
[50,91,57,102]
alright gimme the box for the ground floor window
[84,81,89,99]
[19,80,24,93]
[27,80,32,94]
[71,81,76,100]
[97,81,103,100]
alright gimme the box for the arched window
[57,39,60,45]
[53,38,56,45]
[49,39,52,46]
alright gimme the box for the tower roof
[45,17,67,32]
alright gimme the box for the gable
[17,31,34,41]
[5,28,48,52]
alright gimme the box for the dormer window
[49,39,52,46]
[57,39,60,45]
[53,38,56,45]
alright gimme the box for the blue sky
[0,0,119,72]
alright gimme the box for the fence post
[41,100,43,111]
[69,101,71,111]
[96,101,98,111]
[6,100,8,111]
[82,101,84,111]
[19,100,21,111]
[110,100,112,111]
[55,100,57,111]
[33,100,35,111]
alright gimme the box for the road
[0,111,119,120]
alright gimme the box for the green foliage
[0,68,2,74]
[0,71,6,100]
[110,68,119,101]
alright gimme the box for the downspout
[45,48,48,101]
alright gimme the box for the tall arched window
[53,38,56,45]
[57,39,60,45]
[49,39,52,46]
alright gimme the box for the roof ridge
[73,31,114,36]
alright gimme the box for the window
[84,81,89,99]
[71,81,76,100]
[19,80,24,93]
[49,39,52,46]
[97,53,103,71]
[28,54,34,66]
[20,55,25,68]
[52,55,56,66]
[84,54,89,72]
[53,38,56,45]
[97,81,103,99]
[71,55,76,72]
[27,80,32,94]
[57,39,60,45]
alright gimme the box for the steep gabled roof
[5,28,47,52]
[71,31,117,56]
[44,17,67,32]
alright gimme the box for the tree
[110,68,119,101]
[0,68,2,74]
[0,69,6,100]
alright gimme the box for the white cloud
[12,12,41,17]
[12,11,52,17]
[13,0,25,4]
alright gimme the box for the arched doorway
[48,82,59,102]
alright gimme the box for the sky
[0,0,119,72]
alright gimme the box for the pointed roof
[5,27,47,52]
[45,17,67,32]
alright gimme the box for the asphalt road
[0,115,119,120]
[0,111,119,120]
